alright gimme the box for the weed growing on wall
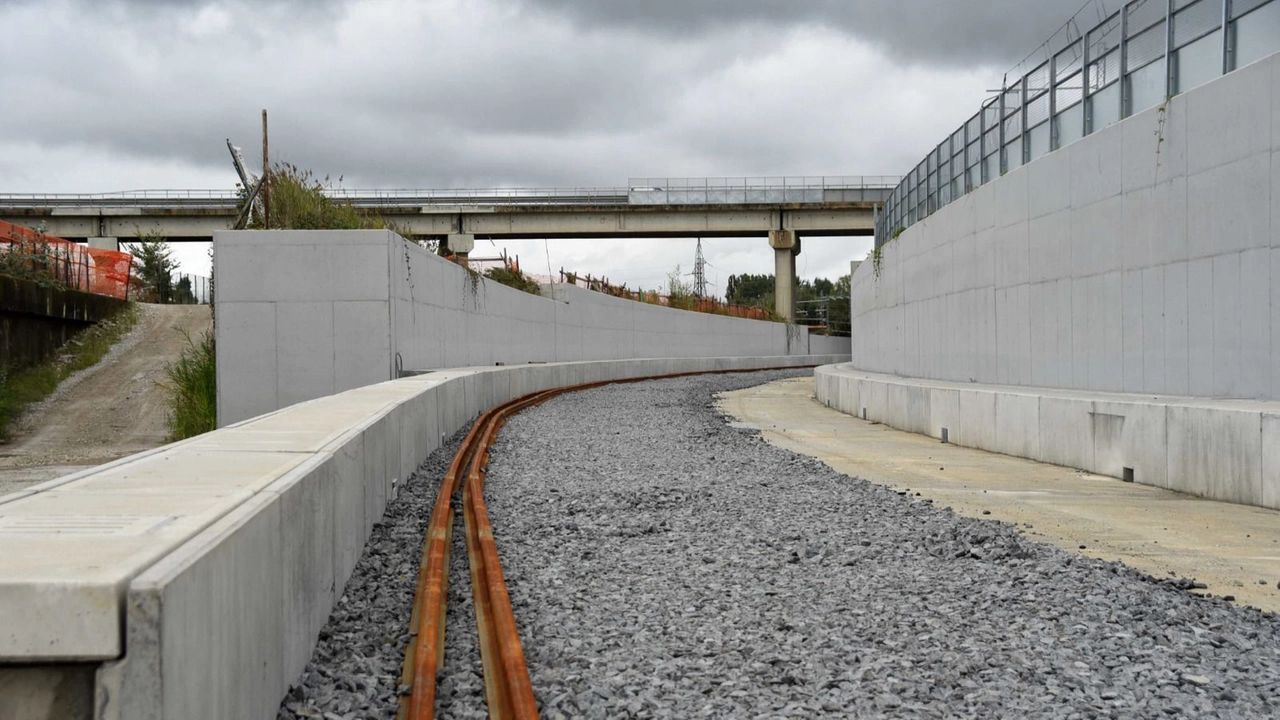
[871,246,884,281]
[1154,98,1171,182]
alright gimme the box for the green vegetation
[724,271,851,334]
[250,163,387,231]
[130,233,177,303]
[164,331,217,441]
[0,303,139,441]
[484,265,542,296]
[665,265,697,311]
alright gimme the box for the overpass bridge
[0,176,894,319]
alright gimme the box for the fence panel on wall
[875,0,1280,248]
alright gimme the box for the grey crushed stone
[277,425,481,720]
[467,371,1280,719]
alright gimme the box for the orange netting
[0,220,133,300]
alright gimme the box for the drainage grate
[0,515,171,536]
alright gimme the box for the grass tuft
[165,330,217,441]
[0,303,140,441]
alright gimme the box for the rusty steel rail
[399,367,819,720]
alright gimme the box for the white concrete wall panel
[849,52,1279,403]
[817,365,1277,511]
[217,231,838,425]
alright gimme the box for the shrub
[165,330,217,441]
[484,265,542,296]
[253,163,386,231]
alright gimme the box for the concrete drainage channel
[279,369,1280,719]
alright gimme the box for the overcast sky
[0,0,1092,291]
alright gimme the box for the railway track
[396,368,815,720]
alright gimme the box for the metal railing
[628,176,898,205]
[0,177,902,211]
[876,0,1280,247]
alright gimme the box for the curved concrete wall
[816,363,1280,510]
[852,52,1280,400]
[216,230,832,426]
[0,355,843,720]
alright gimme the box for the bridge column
[769,230,799,322]
[446,233,474,264]
[88,237,119,252]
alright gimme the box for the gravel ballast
[279,370,1280,719]
[475,371,1280,718]
[277,426,482,720]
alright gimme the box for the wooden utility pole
[261,109,270,230]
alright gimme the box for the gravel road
[279,370,1280,719]
[0,303,212,495]
[480,371,1280,719]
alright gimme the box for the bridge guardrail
[0,177,901,211]
[876,0,1280,247]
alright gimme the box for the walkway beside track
[719,377,1280,613]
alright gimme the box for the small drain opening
[1123,467,1134,483]
[861,407,867,420]
[941,427,949,444]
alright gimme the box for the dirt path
[0,303,212,495]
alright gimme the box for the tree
[725,273,773,306]
[173,276,196,304]
[132,234,177,303]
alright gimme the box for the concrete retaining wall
[0,275,127,370]
[816,364,1280,510]
[852,51,1280,400]
[216,230,830,426]
[0,355,844,720]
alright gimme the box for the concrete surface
[7,202,876,244]
[720,377,1280,614]
[852,50,1280,401]
[216,230,840,426]
[0,354,844,720]
[816,363,1280,511]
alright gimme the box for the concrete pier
[768,229,799,322]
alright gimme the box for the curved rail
[400,367,818,719]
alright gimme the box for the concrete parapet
[815,363,1280,511]
[0,354,845,720]
[216,230,840,426]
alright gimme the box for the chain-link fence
[876,0,1280,248]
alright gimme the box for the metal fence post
[1021,71,1030,164]
[1120,4,1131,117]
[1083,16,1094,134]
[1165,0,1176,97]
[1221,0,1234,72]
[998,82,1007,175]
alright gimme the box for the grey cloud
[519,0,1104,68]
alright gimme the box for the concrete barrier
[816,364,1279,510]
[216,230,838,426]
[0,355,845,720]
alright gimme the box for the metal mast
[693,238,707,298]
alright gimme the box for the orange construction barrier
[0,220,133,300]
